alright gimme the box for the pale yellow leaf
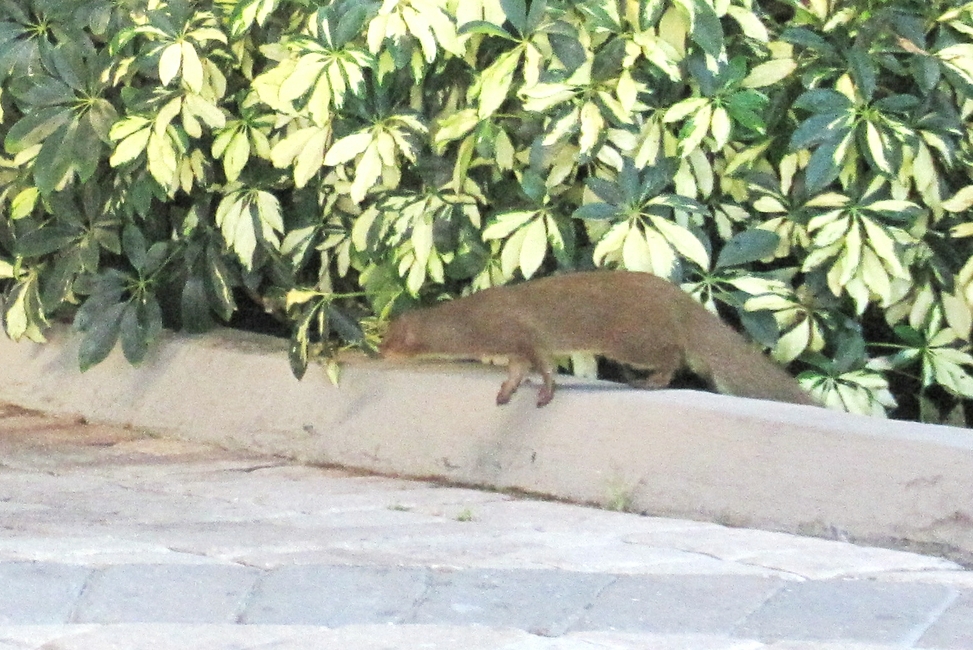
[774,318,810,362]
[865,121,891,174]
[592,221,629,267]
[158,42,182,87]
[293,126,329,188]
[402,6,437,63]
[743,59,797,88]
[350,142,382,203]
[483,210,539,240]
[860,245,891,305]
[411,214,434,267]
[477,49,521,118]
[622,225,655,273]
[434,108,479,149]
[944,292,972,340]
[180,41,204,93]
[942,185,973,212]
[578,101,604,155]
[952,223,973,238]
[662,96,707,123]
[110,127,151,167]
[752,196,787,213]
[519,217,548,279]
[710,105,731,150]
[725,5,768,41]
[500,224,528,279]
[323,131,372,166]
[495,128,514,170]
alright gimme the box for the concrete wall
[2,326,972,563]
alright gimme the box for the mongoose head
[379,314,423,359]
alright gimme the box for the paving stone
[242,565,428,625]
[72,564,260,624]
[621,527,961,579]
[408,568,614,635]
[734,579,956,644]
[0,535,234,566]
[572,574,782,634]
[0,562,91,624]
[560,632,765,650]
[0,624,567,650]
[917,590,973,649]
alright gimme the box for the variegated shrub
[3,0,973,422]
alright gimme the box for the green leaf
[618,160,641,203]
[10,187,39,220]
[585,177,624,205]
[873,94,920,113]
[206,244,237,321]
[145,242,170,275]
[78,301,126,372]
[683,0,724,59]
[334,2,373,47]
[289,331,309,381]
[457,20,514,39]
[789,112,847,151]
[4,106,71,154]
[181,274,215,333]
[33,119,78,195]
[11,75,75,107]
[499,0,527,34]
[725,90,767,133]
[74,272,128,333]
[573,203,619,220]
[780,27,834,54]
[520,169,546,203]
[120,302,149,364]
[804,132,851,193]
[525,0,547,33]
[793,89,852,115]
[548,32,586,72]
[653,193,707,213]
[327,303,366,345]
[71,115,103,183]
[16,224,82,258]
[715,229,780,268]
[122,225,149,272]
[847,47,876,100]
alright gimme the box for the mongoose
[380,270,815,407]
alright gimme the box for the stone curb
[2,326,972,564]
[0,561,968,646]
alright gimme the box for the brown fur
[380,271,815,407]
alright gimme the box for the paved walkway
[1,403,972,649]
